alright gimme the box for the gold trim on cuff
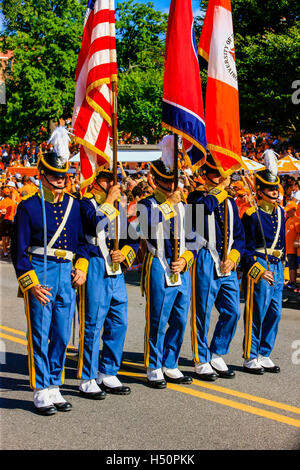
[75,258,89,275]
[180,250,195,272]
[248,261,266,284]
[121,245,136,268]
[227,249,240,270]
[17,270,39,293]
[209,188,228,204]
[98,202,119,221]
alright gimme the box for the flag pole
[172,133,179,283]
[111,80,119,271]
[223,197,228,262]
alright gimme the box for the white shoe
[48,386,66,404]
[194,362,218,381]
[195,362,214,375]
[49,386,72,411]
[147,368,164,382]
[97,373,123,388]
[162,367,184,379]
[97,372,131,394]
[33,388,53,408]
[210,354,229,372]
[243,358,264,374]
[79,379,101,394]
[257,355,275,368]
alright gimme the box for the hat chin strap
[205,174,219,185]
[154,179,173,193]
[94,181,108,195]
[43,173,67,190]
[261,190,278,201]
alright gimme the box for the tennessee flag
[162,0,206,170]
[199,0,242,176]
[72,0,117,189]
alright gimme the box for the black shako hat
[37,151,69,177]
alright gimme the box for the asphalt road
[0,258,300,452]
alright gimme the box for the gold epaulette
[245,207,256,216]
[21,193,35,201]
[65,191,77,199]
[83,192,94,199]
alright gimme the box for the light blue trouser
[25,257,75,390]
[243,259,283,360]
[191,249,240,364]
[144,255,191,369]
[77,257,128,379]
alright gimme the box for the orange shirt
[0,197,17,221]
[285,215,300,254]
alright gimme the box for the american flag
[72,0,117,188]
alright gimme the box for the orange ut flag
[199,0,242,176]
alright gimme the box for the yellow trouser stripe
[244,276,254,360]
[190,261,199,364]
[24,292,36,390]
[77,283,85,379]
[143,253,153,368]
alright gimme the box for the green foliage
[0,0,299,145]
[116,0,168,72]
[229,0,300,135]
[117,68,164,143]
[0,0,86,144]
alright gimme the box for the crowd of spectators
[0,130,299,291]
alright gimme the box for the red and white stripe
[72,0,117,187]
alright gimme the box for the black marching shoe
[147,379,167,389]
[164,375,193,384]
[195,372,218,381]
[34,405,57,416]
[243,358,265,375]
[100,383,131,395]
[263,365,280,373]
[79,390,107,400]
[54,401,73,411]
[211,366,235,379]
[243,366,265,375]
[194,362,218,381]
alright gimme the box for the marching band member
[138,136,195,388]
[241,151,288,374]
[187,154,245,381]
[77,167,139,398]
[11,141,88,415]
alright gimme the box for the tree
[0,0,86,145]
[115,0,168,72]
[117,68,164,143]
[116,1,168,141]
[199,0,300,137]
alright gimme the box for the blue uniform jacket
[137,192,197,270]
[11,191,89,293]
[80,194,140,269]
[187,186,245,269]
[241,201,286,280]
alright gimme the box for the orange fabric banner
[199,0,242,176]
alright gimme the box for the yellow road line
[121,360,300,416]
[0,332,27,346]
[2,329,300,428]
[0,325,26,337]
[167,383,300,429]
[192,378,300,416]
[118,370,300,429]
